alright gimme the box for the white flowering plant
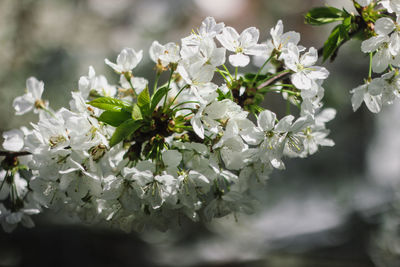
[307,0,400,113]
[0,0,396,233]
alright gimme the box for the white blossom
[149,41,180,67]
[356,0,372,6]
[182,17,225,46]
[361,17,400,73]
[2,129,25,152]
[282,43,329,90]
[381,0,400,13]
[351,82,382,113]
[270,20,300,52]
[13,77,47,115]
[105,48,143,73]
[217,27,268,67]
[0,17,337,232]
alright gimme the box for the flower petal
[229,53,250,67]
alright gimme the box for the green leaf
[132,104,143,120]
[322,24,347,61]
[305,6,346,25]
[137,87,151,109]
[150,86,168,112]
[243,73,268,83]
[98,111,131,127]
[109,119,143,147]
[89,97,132,112]
[342,15,352,28]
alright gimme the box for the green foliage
[248,104,264,114]
[243,73,268,84]
[361,3,381,24]
[98,110,131,127]
[322,15,355,61]
[305,6,347,25]
[132,103,143,120]
[304,5,364,62]
[150,87,168,112]
[109,119,143,147]
[137,87,151,109]
[89,97,132,112]
[217,88,233,101]
[90,86,173,147]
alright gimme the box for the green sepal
[216,88,234,101]
[248,104,264,114]
[253,93,264,105]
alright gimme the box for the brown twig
[257,71,290,90]
[0,151,31,157]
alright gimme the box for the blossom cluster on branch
[352,0,400,113]
[0,17,335,232]
[3,0,399,233]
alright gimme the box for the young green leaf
[98,110,131,127]
[305,6,346,25]
[150,87,168,112]
[89,97,132,112]
[109,119,143,147]
[322,24,346,61]
[320,11,359,62]
[137,87,151,108]
[132,103,143,120]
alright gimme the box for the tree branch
[0,151,31,157]
[257,71,290,90]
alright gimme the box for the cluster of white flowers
[357,0,400,13]
[353,0,400,113]
[0,17,334,232]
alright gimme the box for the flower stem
[368,52,373,80]
[222,64,233,81]
[171,100,200,110]
[163,69,175,108]
[166,85,191,110]
[153,72,161,92]
[235,67,238,80]
[252,54,274,85]
[215,68,229,82]
[127,79,138,98]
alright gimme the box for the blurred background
[1,0,400,266]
